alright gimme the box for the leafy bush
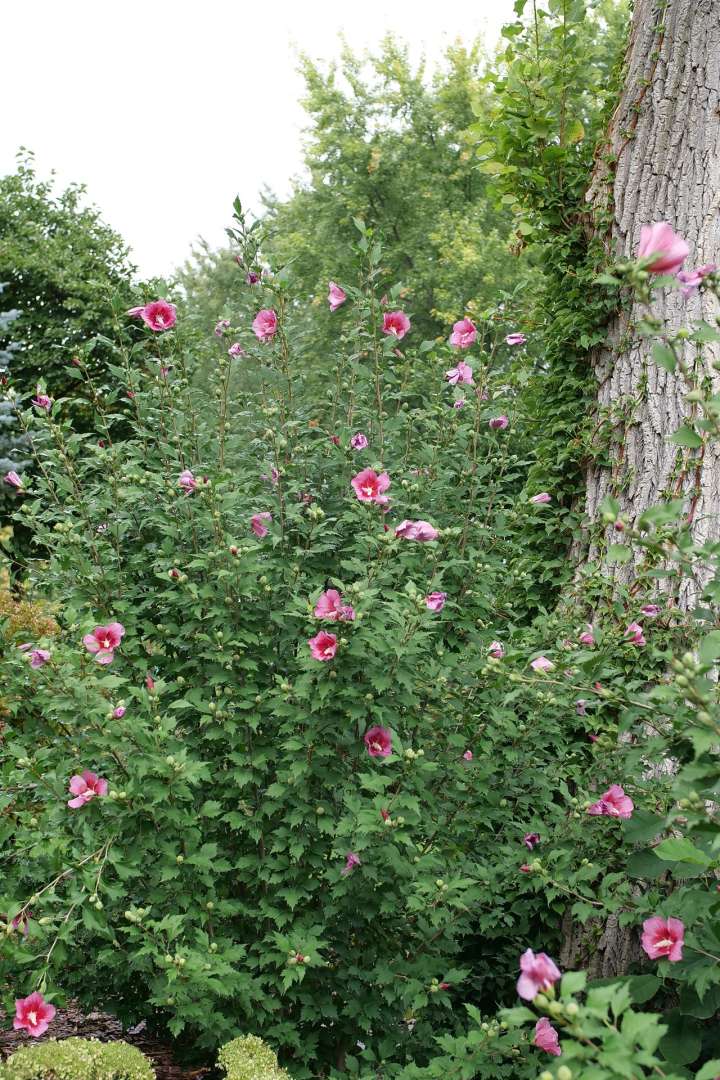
[0,1038,154,1080]
[0,212,606,1074]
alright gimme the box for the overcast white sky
[4,1,514,279]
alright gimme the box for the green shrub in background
[0,1039,154,1080]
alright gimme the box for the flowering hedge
[2,210,720,1078]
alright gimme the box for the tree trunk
[582,0,720,609]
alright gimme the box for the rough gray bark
[582,0,720,609]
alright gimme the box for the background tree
[582,0,720,607]
[177,39,533,347]
[0,154,137,410]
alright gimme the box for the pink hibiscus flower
[677,263,716,298]
[351,468,390,504]
[587,784,634,819]
[32,392,53,411]
[314,589,355,622]
[214,319,231,336]
[382,311,411,339]
[252,309,278,341]
[523,833,540,850]
[579,624,595,646]
[530,656,554,673]
[394,519,438,542]
[533,1018,561,1056]
[625,622,646,646]
[637,222,689,274]
[251,511,272,538]
[178,469,197,494]
[517,948,561,1000]
[4,471,23,489]
[445,360,474,386]
[18,644,51,668]
[13,992,56,1038]
[463,750,473,761]
[308,630,338,661]
[341,852,361,876]
[328,282,347,311]
[350,432,369,450]
[449,317,477,349]
[364,726,392,757]
[68,770,108,809]
[83,622,125,665]
[425,592,447,612]
[488,641,504,659]
[136,299,177,332]
[641,916,684,962]
[530,492,551,504]
[505,333,527,346]
[489,416,508,430]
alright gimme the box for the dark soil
[0,1002,214,1079]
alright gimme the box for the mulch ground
[0,1002,215,1079]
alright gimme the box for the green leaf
[652,343,677,373]
[699,630,720,664]
[669,425,702,449]
[608,544,631,564]
[659,1011,702,1066]
[654,837,711,866]
[696,1062,720,1080]
[561,970,587,996]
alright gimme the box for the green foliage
[471,0,629,566]
[0,220,620,1074]
[218,1035,290,1080]
[0,1039,155,1080]
[0,153,136,410]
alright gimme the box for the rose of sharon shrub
[2,215,697,1074]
